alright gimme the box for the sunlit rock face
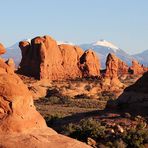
[103,53,125,87]
[129,60,147,75]
[0,43,90,148]
[79,49,100,77]
[19,35,101,80]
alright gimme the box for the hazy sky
[0,0,148,54]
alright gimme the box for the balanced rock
[0,51,90,147]
[79,49,100,77]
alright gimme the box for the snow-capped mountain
[132,49,148,66]
[80,40,134,68]
[92,40,119,52]
[57,41,74,45]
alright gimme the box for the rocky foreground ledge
[0,45,90,148]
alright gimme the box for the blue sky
[0,0,148,54]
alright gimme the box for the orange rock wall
[19,35,100,80]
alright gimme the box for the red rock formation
[79,49,100,77]
[118,59,129,76]
[0,48,90,147]
[129,60,147,75]
[105,53,118,78]
[58,44,83,78]
[104,53,125,87]
[19,36,65,80]
[143,66,148,72]
[19,35,100,80]
[0,43,6,55]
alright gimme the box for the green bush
[63,118,148,147]
[44,95,72,105]
[47,96,61,104]
[123,129,148,148]
[64,118,106,142]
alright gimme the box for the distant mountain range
[2,39,148,68]
[2,42,21,66]
[132,49,148,66]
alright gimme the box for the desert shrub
[58,96,72,104]
[47,96,61,104]
[106,140,127,148]
[112,139,127,148]
[63,118,148,147]
[41,95,104,108]
[64,99,105,109]
[122,128,148,148]
[64,118,106,142]
[46,88,61,97]
[44,95,72,105]
[136,121,147,130]
[98,91,116,101]
[74,94,90,99]
[84,85,92,91]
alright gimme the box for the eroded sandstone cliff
[19,35,100,80]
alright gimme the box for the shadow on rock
[106,71,148,116]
